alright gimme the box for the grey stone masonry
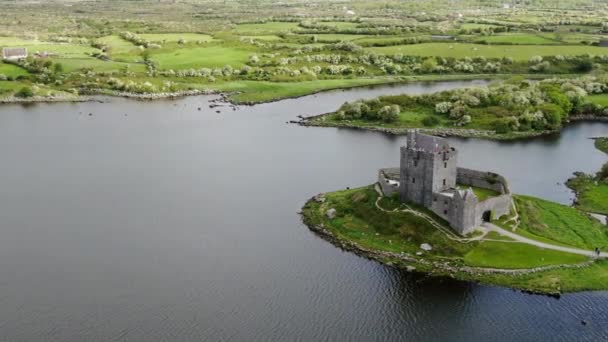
[378,131,512,235]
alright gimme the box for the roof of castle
[407,132,452,153]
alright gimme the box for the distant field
[460,23,502,30]
[306,34,370,42]
[588,94,608,106]
[51,57,146,73]
[0,37,97,57]
[138,33,215,43]
[0,62,28,77]
[239,35,282,41]
[150,45,252,69]
[367,43,608,60]
[475,33,561,45]
[234,22,300,34]
[318,21,360,29]
[96,35,140,62]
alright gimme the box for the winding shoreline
[300,194,605,296]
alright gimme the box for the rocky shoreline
[297,117,552,140]
[300,196,597,296]
[0,94,87,104]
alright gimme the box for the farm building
[2,47,28,60]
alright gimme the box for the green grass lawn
[0,80,24,96]
[52,57,146,73]
[588,94,608,106]
[367,43,608,60]
[0,62,29,77]
[150,44,253,69]
[464,241,588,269]
[0,37,98,57]
[515,195,608,249]
[566,174,608,216]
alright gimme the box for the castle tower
[400,131,458,207]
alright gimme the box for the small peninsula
[301,133,608,295]
[301,77,608,140]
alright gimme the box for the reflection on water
[0,81,606,341]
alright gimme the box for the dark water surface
[0,81,607,341]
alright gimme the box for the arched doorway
[482,210,492,222]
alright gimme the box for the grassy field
[567,177,608,215]
[464,241,587,269]
[150,44,253,69]
[53,57,146,73]
[515,195,608,249]
[367,43,608,60]
[0,62,28,77]
[96,35,141,62]
[588,94,608,106]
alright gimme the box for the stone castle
[378,132,512,235]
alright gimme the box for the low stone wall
[457,167,510,194]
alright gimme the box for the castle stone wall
[456,167,510,194]
[474,195,512,227]
[378,168,400,197]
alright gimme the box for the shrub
[15,86,34,98]
[378,105,400,123]
[422,115,440,127]
[435,101,452,114]
[598,162,608,182]
[493,119,513,134]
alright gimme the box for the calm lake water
[0,81,607,341]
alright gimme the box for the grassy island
[303,76,608,140]
[567,138,608,215]
[301,185,608,294]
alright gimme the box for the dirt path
[483,222,608,258]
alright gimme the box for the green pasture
[588,94,608,106]
[150,45,253,69]
[0,62,29,77]
[367,43,608,60]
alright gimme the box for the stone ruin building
[378,132,512,235]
